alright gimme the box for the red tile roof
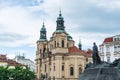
[103,37,113,43]
[68,46,92,57]
[68,46,80,53]
[0,54,24,66]
[7,59,24,66]
[86,49,92,55]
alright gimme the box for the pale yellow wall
[36,32,92,80]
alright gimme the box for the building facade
[99,35,120,63]
[0,54,25,68]
[14,55,35,72]
[36,11,92,80]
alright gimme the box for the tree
[0,65,36,80]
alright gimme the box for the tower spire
[78,37,82,50]
[59,9,62,16]
[39,21,47,41]
[56,10,65,31]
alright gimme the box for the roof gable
[103,37,113,43]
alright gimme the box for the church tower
[36,11,92,80]
[36,22,48,80]
[56,10,65,31]
[40,22,47,41]
[49,11,74,54]
[78,38,82,50]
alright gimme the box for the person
[92,42,101,65]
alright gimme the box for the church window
[62,40,64,47]
[57,43,59,47]
[70,67,74,76]
[86,58,88,62]
[55,41,56,48]
[45,64,46,72]
[54,65,55,71]
[79,67,82,74]
[53,76,55,80]
[62,65,64,71]
[62,56,64,60]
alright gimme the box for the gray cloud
[0,32,28,42]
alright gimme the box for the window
[54,66,55,71]
[107,57,110,63]
[79,67,82,74]
[118,46,120,52]
[62,65,64,71]
[70,67,74,76]
[62,56,64,60]
[114,38,116,41]
[55,41,56,48]
[86,58,88,62]
[57,43,59,47]
[45,64,46,72]
[62,40,64,47]
[106,46,110,52]
[114,46,117,52]
[53,76,55,80]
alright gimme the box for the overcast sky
[0,0,120,61]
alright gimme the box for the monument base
[79,67,120,80]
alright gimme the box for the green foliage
[0,65,36,80]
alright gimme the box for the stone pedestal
[79,67,120,80]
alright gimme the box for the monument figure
[92,42,101,65]
[79,42,120,80]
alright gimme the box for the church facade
[36,11,92,80]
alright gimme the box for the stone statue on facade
[92,42,101,65]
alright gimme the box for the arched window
[62,65,64,71]
[55,41,56,48]
[54,65,55,71]
[62,40,64,47]
[57,43,59,47]
[79,67,82,74]
[45,64,46,72]
[86,58,88,62]
[70,67,74,76]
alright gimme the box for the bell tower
[40,22,47,40]
[36,22,48,80]
[56,10,65,31]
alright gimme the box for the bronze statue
[92,42,101,65]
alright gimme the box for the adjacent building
[14,55,35,72]
[99,35,120,63]
[36,11,92,80]
[0,54,24,68]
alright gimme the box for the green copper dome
[39,22,47,42]
[40,24,46,31]
[67,34,73,40]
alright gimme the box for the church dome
[67,34,73,40]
